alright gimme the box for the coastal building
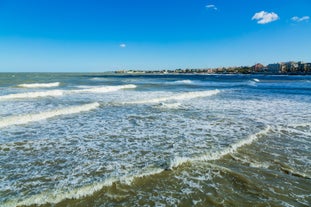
[304,63,311,73]
[252,63,265,72]
[278,61,310,74]
[267,63,280,73]
[114,61,311,75]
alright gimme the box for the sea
[0,73,310,207]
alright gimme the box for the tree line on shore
[115,61,311,75]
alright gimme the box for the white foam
[3,178,117,207]
[169,126,271,169]
[120,167,164,185]
[168,80,194,85]
[252,79,260,82]
[74,85,100,89]
[3,168,164,207]
[230,155,271,169]
[249,161,271,169]
[0,90,64,100]
[0,85,136,101]
[17,82,60,88]
[156,102,182,109]
[123,90,220,104]
[90,77,107,81]
[0,102,100,128]
[71,84,136,94]
[169,157,191,169]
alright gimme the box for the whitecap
[123,89,220,104]
[0,102,100,128]
[167,80,194,85]
[156,102,182,109]
[0,90,64,101]
[0,85,136,101]
[17,82,60,88]
[2,177,117,207]
[3,167,164,207]
[71,84,136,94]
[169,126,271,169]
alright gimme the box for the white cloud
[120,43,126,48]
[252,11,279,24]
[291,16,310,22]
[206,4,217,10]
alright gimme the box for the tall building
[267,63,280,73]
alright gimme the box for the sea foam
[3,167,164,207]
[0,102,100,128]
[71,84,136,93]
[0,85,136,101]
[156,102,182,109]
[2,178,117,207]
[123,89,220,104]
[169,126,271,169]
[0,90,64,100]
[17,82,60,88]
[168,80,194,85]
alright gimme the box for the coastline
[115,61,311,75]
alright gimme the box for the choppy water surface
[0,73,310,207]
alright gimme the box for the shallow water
[0,73,310,206]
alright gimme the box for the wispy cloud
[206,4,217,10]
[252,11,279,24]
[120,43,126,48]
[291,16,310,22]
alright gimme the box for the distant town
[115,61,311,75]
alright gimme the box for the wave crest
[17,82,60,88]
[2,126,271,206]
[72,84,136,93]
[169,126,271,169]
[167,80,194,85]
[3,167,164,207]
[124,89,220,104]
[0,90,64,100]
[0,102,100,128]
[0,85,136,101]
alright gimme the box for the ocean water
[0,73,310,207]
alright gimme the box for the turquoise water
[0,73,310,206]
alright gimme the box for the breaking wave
[123,89,220,104]
[0,90,64,100]
[17,82,60,88]
[167,80,194,85]
[165,80,260,87]
[169,126,271,169]
[0,102,100,128]
[3,167,164,207]
[2,178,117,207]
[0,85,136,101]
[90,77,109,81]
[2,126,271,207]
[155,102,182,109]
[71,84,136,93]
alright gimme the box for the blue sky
[0,0,310,72]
